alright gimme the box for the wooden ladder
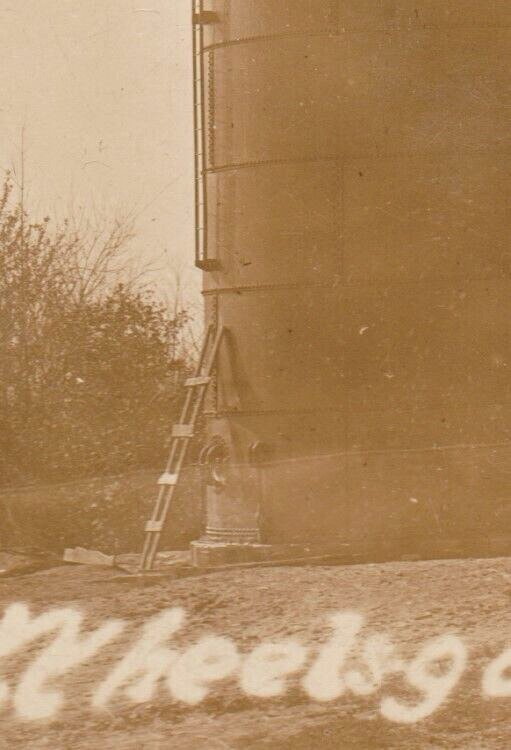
[139,324,224,571]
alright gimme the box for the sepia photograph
[0,1,510,747]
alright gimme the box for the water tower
[190,0,511,565]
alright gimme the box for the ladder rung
[193,11,219,25]
[172,424,194,438]
[145,520,163,533]
[158,472,178,486]
[185,375,211,387]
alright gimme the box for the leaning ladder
[139,324,224,571]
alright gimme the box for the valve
[200,437,229,487]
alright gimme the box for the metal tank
[190,0,511,563]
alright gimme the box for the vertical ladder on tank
[139,324,224,571]
[192,1,219,271]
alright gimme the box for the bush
[0,467,202,554]
[0,175,192,485]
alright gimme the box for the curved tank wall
[195,0,511,555]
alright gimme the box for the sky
[0,0,199,306]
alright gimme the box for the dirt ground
[1,555,511,749]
